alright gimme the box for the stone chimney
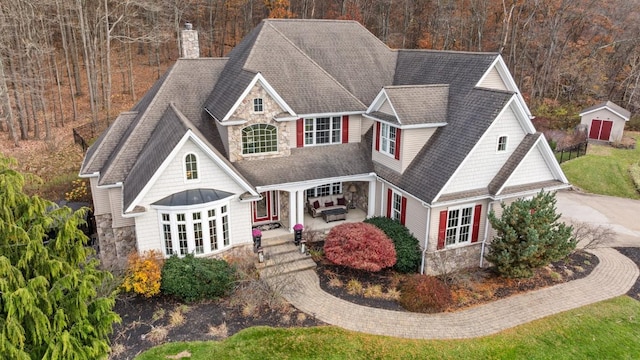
[180,22,200,59]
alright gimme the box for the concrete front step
[257,236,316,279]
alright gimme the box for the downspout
[479,201,494,267]
[420,205,431,275]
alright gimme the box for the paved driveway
[555,190,640,247]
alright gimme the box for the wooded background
[1,0,639,145]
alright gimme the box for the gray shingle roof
[95,59,227,187]
[204,19,397,120]
[377,88,514,203]
[382,85,449,125]
[579,100,631,120]
[233,142,374,187]
[488,133,541,195]
[86,20,547,211]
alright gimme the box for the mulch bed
[616,247,640,301]
[110,247,640,359]
[312,240,601,312]
[109,294,324,360]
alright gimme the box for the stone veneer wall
[95,213,136,271]
[278,190,291,229]
[344,181,369,212]
[423,243,484,275]
[228,83,292,162]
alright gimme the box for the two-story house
[80,19,569,273]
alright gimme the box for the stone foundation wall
[423,243,485,275]
[95,213,137,271]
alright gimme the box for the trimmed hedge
[364,217,421,273]
[400,274,452,313]
[324,223,396,272]
[161,254,236,302]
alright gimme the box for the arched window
[242,124,277,154]
[185,153,198,180]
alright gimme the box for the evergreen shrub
[161,254,236,302]
[365,216,421,273]
[485,191,576,278]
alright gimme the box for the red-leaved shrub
[400,274,452,313]
[324,223,396,272]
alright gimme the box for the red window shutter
[386,189,392,218]
[394,128,401,160]
[400,196,407,225]
[471,204,482,243]
[296,118,304,147]
[437,210,447,250]
[342,115,349,143]
[375,122,381,151]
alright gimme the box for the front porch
[260,207,367,239]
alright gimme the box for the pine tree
[0,155,120,359]
[485,191,576,278]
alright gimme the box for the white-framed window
[304,116,341,145]
[159,202,231,257]
[305,182,342,198]
[380,123,396,156]
[497,135,508,152]
[242,124,277,154]
[253,98,263,113]
[445,205,475,246]
[161,213,173,256]
[184,153,198,181]
[391,191,402,222]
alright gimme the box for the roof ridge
[82,112,138,174]
[385,84,449,89]
[396,48,500,56]
[101,63,181,184]
[261,21,366,108]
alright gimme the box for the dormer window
[497,135,508,152]
[185,153,198,180]
[253,98,263,113]
[380,123,397,156]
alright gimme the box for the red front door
[252,191,279,223]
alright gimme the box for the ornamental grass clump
[400,274,452,313]
[324,222,396,272]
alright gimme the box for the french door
[252,191,279,223]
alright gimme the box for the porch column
[296,190,305,228]
[367,178,376,218]
[288,191,296,232]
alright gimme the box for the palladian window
[242,124,277,154]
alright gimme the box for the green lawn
[137,296,640,360]
[561,133,640,199]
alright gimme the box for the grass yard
[562,132,640,199]
[137,296,640,360]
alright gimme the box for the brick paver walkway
[269,247,639,339]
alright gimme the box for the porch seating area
[259,208,367,239]
[306,193,348,218]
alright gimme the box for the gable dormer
[365,85,448,173]
[215,74,297,162]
